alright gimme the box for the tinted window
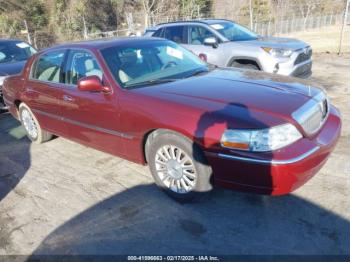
[188,26,217,45]
[164,26,186,44]
[0,41,36,64]
[65,50,102,85]
[152,28,164,37]
[31,50,65,83]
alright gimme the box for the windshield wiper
[184,69,210,79]
[125,78,177,89]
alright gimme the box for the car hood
[0,60,26,76]
[135,68,323,128]
[240,36,309,51]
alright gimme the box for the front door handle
[63,95,74,102]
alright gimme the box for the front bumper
[260,48,313,78]
[278,59,312,78]
[205,106,341,195]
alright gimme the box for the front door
[58,49,125,157]
[184,26,223,66]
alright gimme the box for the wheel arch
[14,99,22,109]
[12,99,22,119]
[227,56,262,70]
[142,128,197,164]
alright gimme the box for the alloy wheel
[21,109,38,139]
[155,145,197,194]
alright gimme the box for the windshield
[0,41,37,64]
[101,40,208,89]
[210,21,258,41]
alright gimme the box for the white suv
[145,19,312,78]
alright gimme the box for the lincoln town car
[2,38,341,201]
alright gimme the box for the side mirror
[204,37,218,48]
[77,75,111,93]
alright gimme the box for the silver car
[145,19,312,78]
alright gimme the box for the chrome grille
[292,92,329,136]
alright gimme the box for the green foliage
[24,0,48,29]
[240,0,271,24]
[180,0,213,17]
[0,0,345,47]
[0,14,23,36]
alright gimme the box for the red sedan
[2,38,341,201]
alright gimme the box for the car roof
[200,19,233,24]
[0,39,25,44]
[44,37,168,52]
[154,19,232,28]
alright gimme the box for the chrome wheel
[21,108,38,139]
[155,145,197,194]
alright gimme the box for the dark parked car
[2,38,341,201]
[0,39,36,110]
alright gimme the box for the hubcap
[155,145,197,194]
[21,109,38,139]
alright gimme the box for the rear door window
[31,50,65,83]
[163,26,187,44]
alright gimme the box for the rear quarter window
[153,28,164,37]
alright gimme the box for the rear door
[58,49,125,157]
[25,49,68,136]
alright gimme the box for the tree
[180,0,213,18]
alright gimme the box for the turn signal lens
[262,47,272,53]
[221,141,250,150]
[221,124,302,152]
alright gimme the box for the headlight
[262,47,293,58]
[0,76,6,86]
[221,124,302,152]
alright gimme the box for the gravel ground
[0,53,349,256]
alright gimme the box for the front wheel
[147,131,212,202]
[19,103,52,143]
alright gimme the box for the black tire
[146,130,213,202]
[231,61,260,71]
[19,103,52,143]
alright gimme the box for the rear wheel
[147,130,212,202]
[19,103,52,143]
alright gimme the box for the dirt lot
[0,53,349,256]
[282,25,350,53]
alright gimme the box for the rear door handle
[63,95,74,102]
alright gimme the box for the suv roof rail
[154,18,236,27]
[156,20,208,27]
